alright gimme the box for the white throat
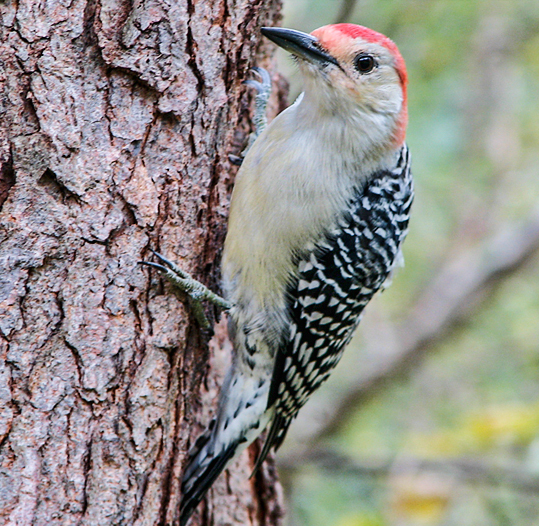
[293,89,401,181]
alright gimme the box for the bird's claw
[230,68,273,166]
[139,251,231,330]
[243,67,272,96]
[244,67,272,151]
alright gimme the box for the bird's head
[262,24,408,146]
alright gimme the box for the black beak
[261,27,339,67]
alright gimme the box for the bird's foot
[140,251,231,330]
[229,67,272,166]
[244,66,272,139]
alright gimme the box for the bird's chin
[298,62,340,95]
[297,58,322,75]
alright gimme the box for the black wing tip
[251,414,291,476]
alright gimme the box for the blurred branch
[279,449,539,493]
[308,206,539,444]
[334,0,359,23]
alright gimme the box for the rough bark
[0,0,285,525]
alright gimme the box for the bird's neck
[294,89,404,178]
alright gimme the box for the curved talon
[149,250,178,270]
[251,66,271,88]
[243,79,263,90]
[243,67,272,95]
[229,154,244,166]
[138,261,169,273]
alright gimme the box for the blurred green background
[275,1,539,525]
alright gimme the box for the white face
[299,36,405,118]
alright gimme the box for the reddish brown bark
[0,0,285,524]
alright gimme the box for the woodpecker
[151,23,413,525]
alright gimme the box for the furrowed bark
[0,1,286,524]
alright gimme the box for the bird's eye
[354,54,375,74]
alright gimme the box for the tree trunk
[0,1,286,524]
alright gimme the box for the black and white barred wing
[256,146,413,465]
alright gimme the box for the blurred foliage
[277,1,539,525]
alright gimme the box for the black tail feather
[180,443,237,526]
